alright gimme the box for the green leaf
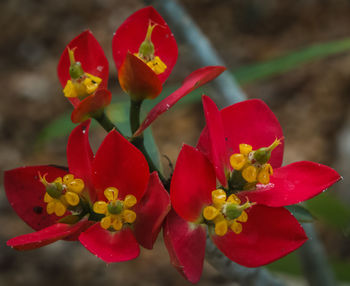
[306,192,350,230]
[233,37,350,85]
[285,205,314,223]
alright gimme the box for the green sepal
[58,215,81,225]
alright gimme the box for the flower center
[93,187,137,231]
[202,189,254,236]
[39,173,85,217]
[63,47,102,99]
[229,138,281,190]
[134,22,167,75]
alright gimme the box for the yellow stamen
[237,211,248,223]
[112,217,123,231]
[104,187,118,201]
[203,206,219,220]
[65,191,80,206]
[242,165,257,183]
[123,210,136,223]
[67,179,84,193]
[230,153,247,171]
[44,192,53,203]
[101,216,112,230]
[239,144,252,155]
[215,220,228,236]
[124,194,137,208]
[230,221,243,234]
[93,201,107,214]
[227,194,241,205]
[145,56,167,75]
[63,174,74,184]
[212,189,226,207]
[54,201,66,217]
[47,201,55,215]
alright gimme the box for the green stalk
[129,99,167,184]
[93,110,123,135]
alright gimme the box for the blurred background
[0,0,350,285]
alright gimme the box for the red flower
[165,95,341,283]
[57,31,111,123]
[5,121,170,262]
[113,6,177,100]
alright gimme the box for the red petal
[57,30,109,107]
[163,210,206,284]
[7,221,91,251]
[118,53,162,100]
[240,161,341,207]
[67,120,95,200]
[112,6,177,83]
[201,95,229,187]
[4,166,68,231]
[71,89,112,123]
[133,172,170,249]
[170,145,216,222]
[92,130,149,201]
[211,205,307,267]
[210,99,284,169]
[134,66,226,137]
[79,224,140,263]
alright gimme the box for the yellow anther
[67,179,84,193]
[257,164,273,185]
[54,201,67,217]
[230,153,247,171]
[123,210,137,223]
[104,187,118,201]
[146,56,167,75]
[242,165,257,183]
[65,191,80,206]
[203,206,219,221]
[101,216,112,230]
[63,80,78,98]
[47,201,55,215]
[212,189,226,206]
[230,221,243,234]
[239,144,252,155]
[215,220,228,236]
[112,217,123,231]
[124,194,137,208]
[93,201,107,214]
[44,192,53,203]
[63,174,74,184]
[237,211,248,223]
[227,194,241,205]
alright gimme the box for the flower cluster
[4,6,340,284]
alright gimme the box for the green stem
[93,110,123,134]
[129,99,167,185]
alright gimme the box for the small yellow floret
[230,153,247,171]
[215,220,228,236]
[104,187,118,201]
[123,210,137,223]
[93,201,107,214]
[65,191,80,206]
[230,221,243,234]
[67,179,84,193]
[101,216,112,229]
[203,206,219,220]
[124,194,137,208]
[237,211,248,223]
[239,144,252,155]
[227,194,241,205]
[112,217,123,231]
[242,165,257,183]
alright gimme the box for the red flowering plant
[5,120,170,262]
[164,95,341,283]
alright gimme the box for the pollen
[93,187,137,231]
[39,172,85,217]
[203,189,254,236]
